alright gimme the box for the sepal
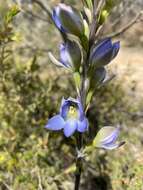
[48,52,68,68]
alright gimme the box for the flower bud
[52,3,84,37]
[93,126,125,150]
[60,40,82,70]
[89,38,120,68]
[89,67,106,89]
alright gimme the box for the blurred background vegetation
[0,0,143,189]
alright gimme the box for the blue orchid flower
[93,126,125,150]
[45,97,88,137]
[52,3,84,36]
[89,38,120,68]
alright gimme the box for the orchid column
[45,1,124,190]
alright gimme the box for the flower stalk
[45,1,125,189]
[74,133,83,190]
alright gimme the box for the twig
[23,10,50,22]
[106,11,143,38]
[2,182,13,190]
[89,0,98,45]
[15,45,50,53]
[31,0,52,20]
[37,171,43,190]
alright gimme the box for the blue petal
[60,98,70,119]
[111,41,120,59]
[52,7,66,33]
[101,128,119,145]
[60,44,71,68]
[63,119,77,137]
[91,38,112,60]
[45,114,65,131]
[90,39,120,67]
[52,8,62,29]
[77,117,88,132]
[101,143,120,150]
[76,98,84,120]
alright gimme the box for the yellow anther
[69,106,76,114]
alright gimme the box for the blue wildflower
[93,126,125,150]
[52,3,84,36]
[45,97,88,137]
[89,38,120,68]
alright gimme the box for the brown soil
[109,45,143,100]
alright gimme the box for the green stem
[74,160,82,190]
[74,133,83,190]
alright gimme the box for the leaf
[84,7,92,23]
[5,5,20,24]
[73,72,81,89]
[64,164,76,174]
[86,90,93,106]
[85,0,93,10]
[83,19,90,38]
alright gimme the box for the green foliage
[4,5,20,24]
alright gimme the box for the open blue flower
[45,97,88,137]
[89,38,120,68]
[52,3,84,36]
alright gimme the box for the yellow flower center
[67,106,78,119]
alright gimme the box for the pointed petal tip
[77,118,88,133]
[63,119,77,137]
[45,115,65,131]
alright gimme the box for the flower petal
[52,6,66,32]
[91,38,112,59]
[60,98,70,119]
[45,115,65,131]
[77,117,88,132]
[101,141,125,150]
[48,52,68,68]
[101,142,121,150]
[60,43,72,68]
[63,119,77,137]
[111,41,120,59]
[90,39,120,68]
[100,127,119,145]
